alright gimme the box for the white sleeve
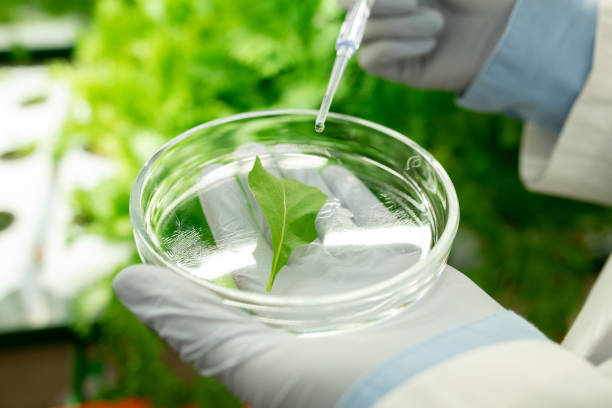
[601,358,612,378]
[374,340,612,408]
[518,0,612,206]
[563,255,612,364]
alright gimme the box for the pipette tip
[314,122,325,133]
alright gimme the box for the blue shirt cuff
[457,0,597,134]
[335,311,547,408]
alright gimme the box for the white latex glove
[339,0,516,90]
[114,265,502,408]
[114,144,504,407]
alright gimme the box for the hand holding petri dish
[131,110,458,333]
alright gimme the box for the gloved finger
[358,39,436,72]
[363,9,444,42]
[198,163,263,246]
[322,165,397,227]
[271,144,357,240]
[321,165,426,261]
[271,144,332,194]
[113,265,294,378]
[198,162,274,293]
[338,0,418,16]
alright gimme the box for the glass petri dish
[131,110,459,333]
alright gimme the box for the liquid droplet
[315,122,325,133]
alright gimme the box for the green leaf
[247,156,328,291]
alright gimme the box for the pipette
[315,0,376,133]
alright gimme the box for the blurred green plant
[0,0,93,22]
[52,0,612,406]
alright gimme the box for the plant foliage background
[5,0,612,406]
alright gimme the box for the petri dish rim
[131,109,459,307]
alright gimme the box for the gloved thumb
[113,265,291,377]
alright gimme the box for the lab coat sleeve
[519,0,612,206]
[335,311,548,408]
[336,311,612,407]
[601,357,612,378]
[457,0,597,134]
[563,255,612,363]
[372,341,612,408]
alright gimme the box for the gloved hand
[115,265,502,408]
[114,144,504,407]
[339,0,517,90]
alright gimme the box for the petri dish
[131,110,459,333]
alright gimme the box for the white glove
[114,144,504,407]
[339,0,516,90]
[114,265,502,408]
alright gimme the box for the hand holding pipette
[338,0,514,91]
[317,0,452,132]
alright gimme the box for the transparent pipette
[315,0,375,133]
